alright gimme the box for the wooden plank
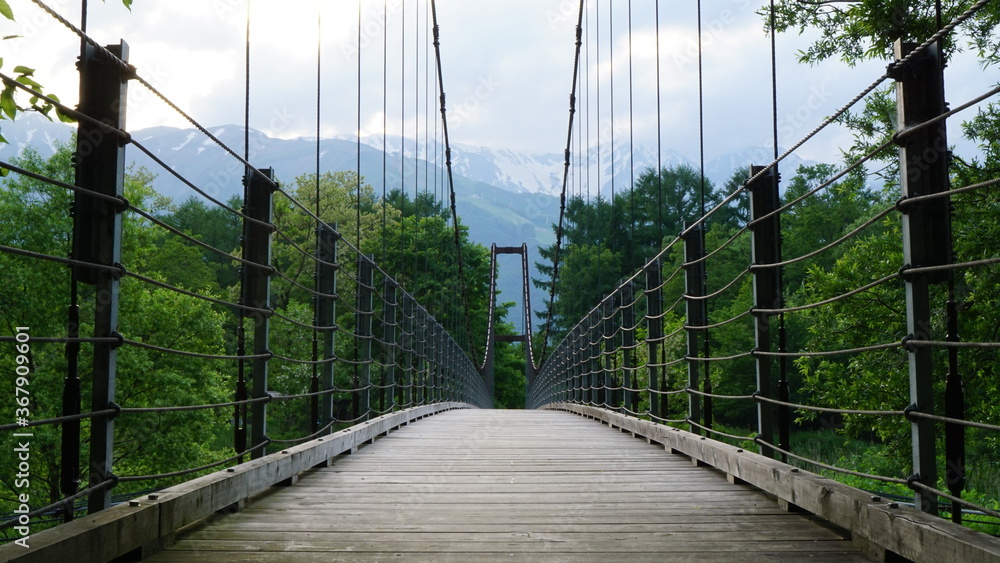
[0,500,159,563]
[0,403,469,563]
[197,519,839,534]
[144,410,872,562]
[180,528,848,543]
[161,537,861,553]
[142,550,873,563]
[553,404,1000,563]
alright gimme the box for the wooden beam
[546,404,1000,563]
[0,403,469,563]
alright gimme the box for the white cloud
[2,0,989,167]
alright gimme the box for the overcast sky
[3,0,991,164]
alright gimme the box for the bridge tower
[482,243,538,404]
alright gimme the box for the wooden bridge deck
[143,409,872,562]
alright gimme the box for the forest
[531,0,1000,528]
[0,141,528,522]
[0,0,997,536]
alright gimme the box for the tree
[157,195,244,290]
[764,0,1000,498]
[767,0,1000,181]
[0,142,232,517]
[768,0,1000,67]
[780,163,876,288]
[263,173,495,435]
[0,1,134,145]
[535,164,722,340]
[379,190,492,358]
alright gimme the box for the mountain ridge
[1,115,817,326]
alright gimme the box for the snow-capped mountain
[2,115,818,328]
[344,132,696,197]
[341,130,814,198]
[0,113,73,158]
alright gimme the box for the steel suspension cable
[311,5,324,418]
[655,0,663,248]
[695,0,711,409]
[400,0,407,280]
[356,0,363,250]
[585,5,590,203]
[429,0,476,359]
[539,0,586,364]
[609,0,617,249]
[382,0,388,264]
[768,0,790,431]
[627,0,636,272]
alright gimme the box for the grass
[789,427,1000,536]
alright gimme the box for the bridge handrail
[548,404,1000,563]
[528,0,1000,536]
[0,404,469,562]
[0,0,491,537]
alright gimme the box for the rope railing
[0,0,490,535]
[1,0,996,547]
[527,0,1000,533]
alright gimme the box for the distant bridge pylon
[481,243,538,401]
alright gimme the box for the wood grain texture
[145,410,873,562]
[0,403,465,563]
[555,403,1000,563]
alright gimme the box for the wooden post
[242,167,276,460]
[356,256,375,420]
[383,279,398,412]
[748,165,780,458]
[602,298,616,409]
[429,323,440,404]
[73,41,130,513]
[414,308,427,405]
[621,282,637,413]
[683,222,707,433]
[591,309,603,406]
[646,261,664,420]
[579,323,589,405]
[893,39,951,514]
[402,296,415,407]
[577,324,588,405]
[317,223,338,429]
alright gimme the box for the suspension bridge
[1,0,1000,561]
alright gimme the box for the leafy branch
[0,0,137,145]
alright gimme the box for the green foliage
[378,189,493,357]
[794,219,910,454]
[111,280,231,487]
[492,307,527,409]
[762,0,1000,526]
[782,164,878,287]
[270,170,390,309]
[260,171,497,435]
[767,0,1000,67]
[767,0,1000,185]
[0,141,232,517]
[156,195,243,290]
[0,0,136,149]
[0,58,72,150]
[536,164,741,341]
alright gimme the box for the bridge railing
[0,14,488,543]
[528,2,1000,533]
